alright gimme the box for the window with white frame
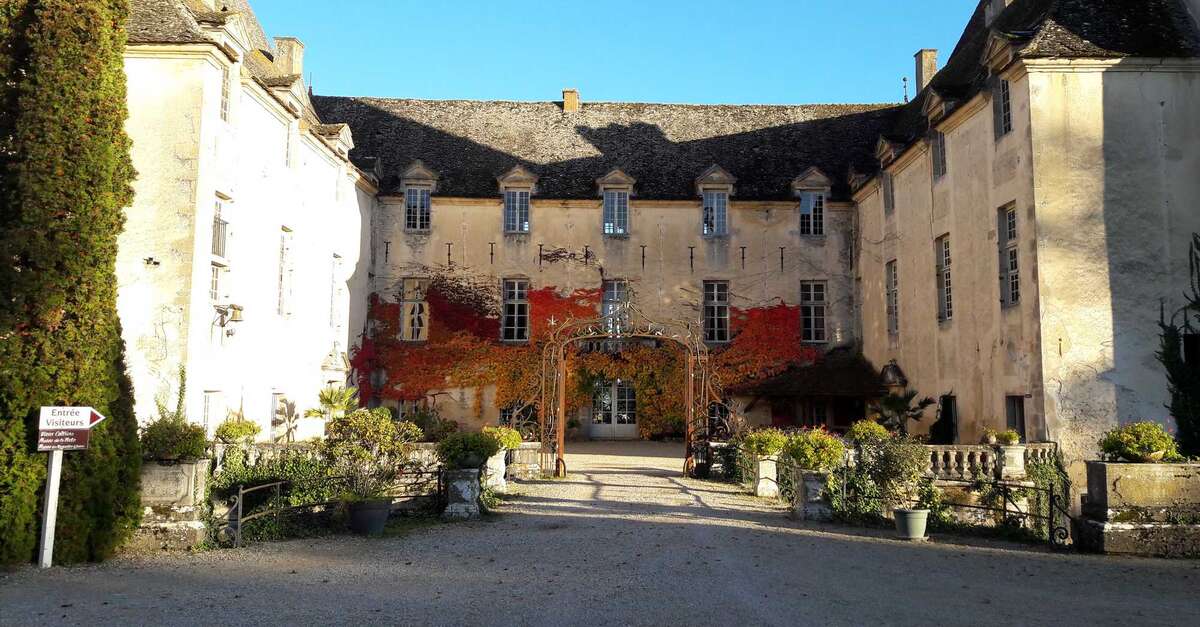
[396,399,421,421]
[212,199,228,258]
[202,391,224,435]
[602,279,629,334]
[702,190,728,236]
[276,227,293,316]
[400,278,430,342]
[882,173,895,215]
[936,235,953,321]
[503,189,530,233]
[885,260,899,337]
[220,66,231,122]
[209,263,222,303]
[800,281,827,343]
[405,186,431,231]
[799,191,825,236]
[994,79,1012,139]
[502,278,529,341]
[998,204,1019,307]
[702,280,730,343]
[932,131,948,180]
[603,189,629,235]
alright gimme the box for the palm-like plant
[304,386,360,422]
[869,389,935,435]
[273,399,299,444]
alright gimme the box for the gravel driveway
[2,441,1198,626]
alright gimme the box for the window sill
[938,317,953,329]
[504,231,531,237]
[603,233,631,240]
[701,233,730,240]
[403,229,432,236]
[798,233,827,240]
[211,254,229,267]
[500,339,530,345]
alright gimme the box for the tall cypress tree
[0,0,140,564]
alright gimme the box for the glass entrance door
[591,380,637,439]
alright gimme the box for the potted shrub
[861,434,931,540]
[437,432,502,520]
[981,428,999,445]
[321,407,420,535]
[1098,421,1182,463]
[140,415,208,463]
[784,429,846,521]
[995,429,1026,480]
[741,428,788,498]
[481,425,522,492]
[214,414,261,445]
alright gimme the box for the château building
[121,0,1200,478]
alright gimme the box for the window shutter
[991,78,1005,140]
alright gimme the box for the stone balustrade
[924,442,1057,481]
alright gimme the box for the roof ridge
[317,94,902,109]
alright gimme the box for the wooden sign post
[36,406,106,568]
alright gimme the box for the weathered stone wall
[856,71,1041,445]
[1027,59,1200,479]
[372,196,857,429]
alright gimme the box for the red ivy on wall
[350,279,822,429]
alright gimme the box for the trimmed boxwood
[0,0,141,564]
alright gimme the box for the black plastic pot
[348,499,392,535]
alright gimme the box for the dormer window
[399,160,438,233]
[504,190,530,233]
[596,169,636,236]
[791,168,831,237]
[702,191,728,236]
[405,187,431,231]
[497,165,538,234]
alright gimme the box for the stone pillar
[443,468,482,520]
[998,444,1027,480]
[754,455,779,499]
[793,468,832,521]
[484,451,507,493]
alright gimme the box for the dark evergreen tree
[0,0,140,564]
[1159,234,1200,458]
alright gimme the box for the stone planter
[754,455,779,499]
[792,468,832,521]
[997,444,1026,480]
[484,450,508,493]
[442,468,483,520]
[128,458,210,552]
[506,442,542,479]
[1077,460,1200,558]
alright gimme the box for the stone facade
[1076,461,1200,558]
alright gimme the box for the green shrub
[437,432,501,469]
[997,429,1021,445]
[846,420,889,446]
[483,425,523,450]
[394,419,424,443]
[741,428,787,457]
[322,408,419,500]
[140,416,207,461]
[783,429,846,472]
[408,406,458,442]
[0,0,142,564]
[1098,421,1181,462]
[860,434,929,510]
[209,446,336,543]
[214,417,261,444]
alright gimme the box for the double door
[591,380,637,439]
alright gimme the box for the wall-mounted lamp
[215,304,244,336]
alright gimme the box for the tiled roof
[126,0,208,44]
[310,97,901,201]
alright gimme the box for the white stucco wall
[120,44,375,441]
[1028,59,1200,469]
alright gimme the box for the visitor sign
[36,406,107,568]
[37,406,105,451]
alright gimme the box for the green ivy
[0,0,140,564]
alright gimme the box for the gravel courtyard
[2,441,1198,626]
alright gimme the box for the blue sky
[252,0,977,105]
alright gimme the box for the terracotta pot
[1130,450,1166,463]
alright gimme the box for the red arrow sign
[89,409,106,427]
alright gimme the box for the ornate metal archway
[536,301,728,477]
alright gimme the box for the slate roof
[309,97,900,201]
[127,0,208,44]
[883,0,1200,149]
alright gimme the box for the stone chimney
[274,37,305,76]
[915,49,938,92]
[562,88,580,113]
